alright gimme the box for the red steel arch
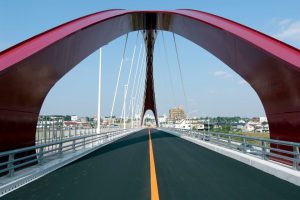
[1,9,300,151]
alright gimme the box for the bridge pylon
[141,30,159,127]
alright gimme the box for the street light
[123,84,128,130]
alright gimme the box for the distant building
[259,117,268,123]
[242,117,269,133]
[169,106,186,121]
[243,121,258,132]
[102,116,115,126]
[64,121,91,129]
[158,115,168,124]
[175,119,192,130]
[195,123,205,131]
[231,121,246,132]
[71,115,78,121]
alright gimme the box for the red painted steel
[141,30,159,126]
[0,9,300,152]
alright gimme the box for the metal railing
[162,128,300,171]
[0,128,138,177]
[35,126,121,144]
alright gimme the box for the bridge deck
[3,129,300,200]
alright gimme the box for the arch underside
[0,10,300,152]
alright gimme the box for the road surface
[3,129,300,199]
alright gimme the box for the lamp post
[96,48,102,134]
[123,84,128,129]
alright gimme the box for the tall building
[169,106,186,121]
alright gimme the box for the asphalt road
[3,129,300,200]
[151,129,300,200]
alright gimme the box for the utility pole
[208,118,210,132]
[97,48,102,134]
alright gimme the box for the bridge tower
[141,30,159,127]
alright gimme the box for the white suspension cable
[123,84,128,129]
[110,34,128,124]
[128,43,143,114]
[161,31,176,106]
[135,56,147,122]
[138,65,147,126]
[129,43,143,127]
[172,33,189,116]
[133,50,146,119]
[121,31,139,121]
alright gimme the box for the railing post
[39,147,44,164]
[293,146,300,170]
[262,141,267,160]
[8,154,15,177]
[44,124,47,144]
[59,126,62,141]
[69,127,71,138]
[228,136,232,149]
[37,127,40,144]
[73,140,76,151]
[59,142,63,157]
[242,138,246,153]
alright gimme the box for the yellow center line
[148,128,160,200]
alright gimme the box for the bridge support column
[141,30,159,127]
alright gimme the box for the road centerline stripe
[148,128,160,200]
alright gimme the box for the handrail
[0,127,138,177]
[162,128,300,171]
[0,128,123,157]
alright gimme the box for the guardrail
[0,128,138,177]
[162,128,300,171]
[35,126,121,144]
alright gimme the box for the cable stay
[120,31,140,125]
[161,31,177,107]
[109,33,128,124]
[128,43,143,127]
[123,43,144,123]
[134,55,146,123]
[137,57,147,123]
[131,48,145,126]
[172,33,189,116]
[133,50,146,119]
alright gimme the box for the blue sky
[1,0,300,118]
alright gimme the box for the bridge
[1,9,300,199]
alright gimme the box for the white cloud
[214,70,232,79]
[278,19,292,26]
[272,19,300,47]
